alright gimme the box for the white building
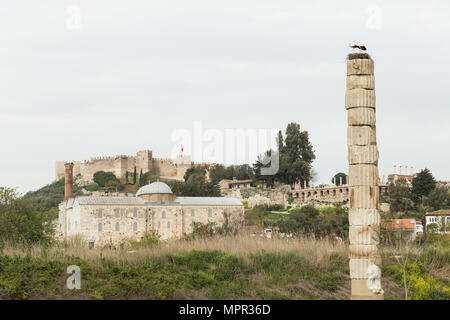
[58,181,244,247]
[425,210,450,234]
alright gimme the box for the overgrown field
[0,235,448,300]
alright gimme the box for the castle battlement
[55,150,214,182]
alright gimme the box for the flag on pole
[181,144,184,152]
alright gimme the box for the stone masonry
[55,151,213,184]
[346,56,384,299]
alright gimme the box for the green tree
[139,169,144,187]
[276,130,284,154]
[209,164,229,184]
[105,180,121,192]
[254,122,315,186]
[386,179,414,215]
[133,166,137,185]
[423,187,450,210]
[277,205,348,238]
[411,168,436,204]
[93,171,119,188]
[184,166,208,184]
[332,172,347,186]
[140,171,159,186]
[125,171,129,183]
[253,149,276,187]
[209,164,254,184]
[0,187,55,246]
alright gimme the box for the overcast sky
[1,0,449,194]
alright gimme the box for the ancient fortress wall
[152,158,179,180]
[55,151,201,183]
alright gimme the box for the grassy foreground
[0,235,449,300]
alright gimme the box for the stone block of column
[347,59,374,75]
[349,258,382,279]
[348,165,379,186]
[349,186,379,208]
[348,208,381,226]
[351,280,384,300]
[348,145,379,164]
[347,126,377,146]
[346,75,375,90]
[348,107,376,126]
[349,244,380,259]
[345,88,376,109]
[349,225,380,245]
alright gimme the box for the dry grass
[2,234,348,266]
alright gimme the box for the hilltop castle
[55,150,211,183]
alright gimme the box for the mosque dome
[136,181,175,202]
[136,181,173,196]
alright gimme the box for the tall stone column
[345,54,384,300]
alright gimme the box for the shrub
[386,262,450,300]
[83,183,99,192]
[0,187,55,247]
[93,171,119,188]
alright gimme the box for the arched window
[98,209,103,218]
[114,208,120,218]
[167,221,171,229]
[161,195,165,202]
[115,222,120,232]
[157,221,161,229]
[162,211,166,219]
[208,209,212,218]
[133,209,138,218]
[191,210,195,217]
[133,222,138,232]
[98,223,103,232]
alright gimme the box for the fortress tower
[136,150,153,172]
[345,53,383,299]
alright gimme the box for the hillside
[24,178,84,212]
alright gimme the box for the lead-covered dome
[136,181,173,197]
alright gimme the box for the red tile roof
[381,219,416,230]
[426,210,450,216]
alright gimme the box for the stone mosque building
[57,163,244,247]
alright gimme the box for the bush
[0,187,55,247]
[83,183,99,192]
[423,187,450,210]
[277,205,348,238]
[93,171,119,188]
[386,262,450,300]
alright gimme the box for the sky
[1,0,449,194]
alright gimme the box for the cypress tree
[133,166,137,184]
[139,169,143,187]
